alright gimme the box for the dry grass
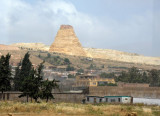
[0,102,160,116]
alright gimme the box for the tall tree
[128,67,141,83]
[19,52,32,83]
[19,61,45,102]
[41,79,58,102]
[14,62,21,91]
[149,69,160,87]
[19,68,35,102]
[19,52,32,102]
[0,54,12,100]
[30,62,44,102]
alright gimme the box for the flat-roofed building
[74,75,115,87]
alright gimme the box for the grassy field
[0,102,160,116]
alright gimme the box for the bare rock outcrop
[49,25,87,57]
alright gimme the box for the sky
[0,0,160,56]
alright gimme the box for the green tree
[89,64,94,69]
[66,65,75,71]
[77,68,84,74]
[0,54,12,100]
[14,62,21,91]
[115,71,129,82]
[19,52,32,102]
[19,61,45,102]
[19,68,35,102]
[64,58,70,64]
[142,72,150,83]
[128,67,141,83]
[41,79,58,102]
[116,67,146,83]
[31,62,44,102]
[149,69,160,87]
[19,52,32,83]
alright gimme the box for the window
[125,98,128,100]
[106,98,108,102]
[111,99,115,102]
[99,98,102,102]
[87,97,89,101]
[118,98,120,102]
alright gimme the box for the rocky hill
[84,48,160,65]
[0,49,52,67]
[8,24,160,66]
[8,42,160,66]
[11,43,49,51]
[49,25,88,57]
[0,44,20,51]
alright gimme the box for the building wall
[122,97,132,103]
[0,92,85,103]
[117,82,149,87]
[104,97,121,103]
[89,86,160,99]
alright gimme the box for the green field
[0,102,160,116]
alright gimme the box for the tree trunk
[27,94,28,102]
[31,97,32,102]
[46,97,48,102]
[2,91,4,101]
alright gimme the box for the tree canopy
[0,54,12,98]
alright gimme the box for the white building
[85,96,133,104]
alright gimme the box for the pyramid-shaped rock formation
[49,25,87,56]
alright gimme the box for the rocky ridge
[8,24,160,66]
[8,42,160,65]
[0,44,20,51]
[11,43,49,51]
[84,48,160,65]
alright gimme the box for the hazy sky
[0,0,160,56]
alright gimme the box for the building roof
[104,96,132,98]
[86,96,104,98]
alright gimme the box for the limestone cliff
[49,25,87,56]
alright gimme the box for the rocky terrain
[0,44,20,51]
[85,48,160,65]
[49,25,88,57]
[12,43,50,51]
[0,50,52,67]
[8,24,160,66]
[10,42,160,66]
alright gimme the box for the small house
[85,96,133,104]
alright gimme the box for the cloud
[0,0,94,44]
[0,0,158,56]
